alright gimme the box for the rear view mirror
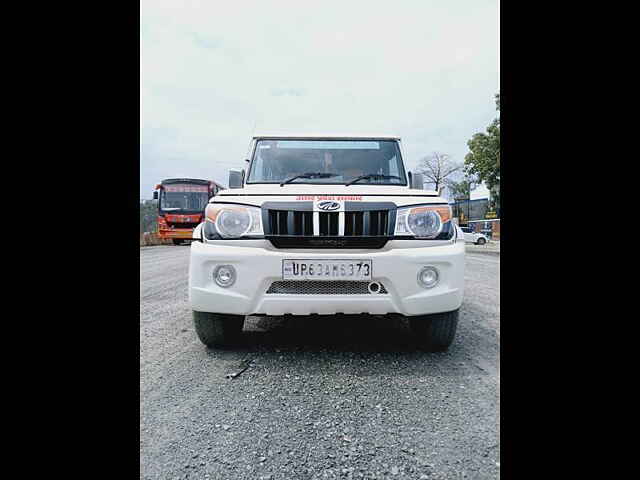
[410,172,424,190]
[153,191,158,200]
[229,169,244,189]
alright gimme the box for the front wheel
[408,310,459,352]
[193,311,245,348]
[476,238,486,245]
[172,239,183,246]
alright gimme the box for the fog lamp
[213,265,236,288]
[417,266,439,289]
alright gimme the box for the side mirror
[153,191,158,200]
[229,169,244,189]
[192,223,204,242]
[410,172,424,190]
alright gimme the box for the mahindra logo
[317,201,340,211]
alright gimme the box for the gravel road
[140,245,500,480]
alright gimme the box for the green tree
[140,200,158,233]
[447,173,479,222]
[465,93,500,209]
[447,174,477,202]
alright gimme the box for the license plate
[282,259,372,281]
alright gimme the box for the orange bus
[153,178,224,245]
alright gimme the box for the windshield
[247,139,407,185]
[160,184,209,213]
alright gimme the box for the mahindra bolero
[189,135,465,351]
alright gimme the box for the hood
[213,183,444,207]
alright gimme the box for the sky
[140,0,499,199]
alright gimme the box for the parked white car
[189,134,465,351]
[460,227,488,245]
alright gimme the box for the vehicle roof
[161,178,224,188]
[252,133,401,140]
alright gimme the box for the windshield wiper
[345,174,401,186]
[280,172,339,186]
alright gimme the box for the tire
[193,311,245,348]
[172,239,183,246]
[476,238,486,245]
[408,309,459,352]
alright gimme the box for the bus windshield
[160,184,209,213]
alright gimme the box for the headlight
[395,205,451,239]
[204,204,263,239]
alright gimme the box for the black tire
[172,239,183,246]
[476,238,486,245]
[193,311,244,348]
[408,309,459,352]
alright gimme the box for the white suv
[189,135,465,351]
[460,227,488,245]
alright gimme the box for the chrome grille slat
[266,280,389,295]
[363,211,370,235]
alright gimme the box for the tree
[447,173,478,201]
[446,173,480,222]
[417,152,463,192]
[140,200,158,233]
[465,92,500,209]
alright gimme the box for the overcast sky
[140,0,499,199]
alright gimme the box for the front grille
[344,211,389,236]
[319,212,339,235]
[267,210,314,236]
[263,201,396,249]
[167,222,199,229]
[267,210,389,236]
[266,280,389,295]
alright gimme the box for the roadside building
[449,182,500,240]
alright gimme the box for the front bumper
[158,228,193,239]
[189,240,464,317]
